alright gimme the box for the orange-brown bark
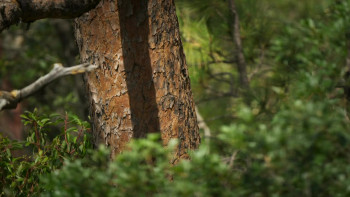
[75,0,200,161]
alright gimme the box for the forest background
[1,0,350,196]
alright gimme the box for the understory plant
[0,110,92,196]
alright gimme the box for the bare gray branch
[0,63,97,111]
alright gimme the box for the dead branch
[0,63,97,111]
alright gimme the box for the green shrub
[39,99,350,196]
[40,134,236,197]
[0,110,92,196]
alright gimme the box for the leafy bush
[0,110,91,196]
[40,134,236,197]
[39,101,350,197]
[41,135,174,196]
[219,100,350,196]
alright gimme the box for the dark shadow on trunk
[118,0,160,138]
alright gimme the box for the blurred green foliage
[1,0,350,196]
[176,0,339,130]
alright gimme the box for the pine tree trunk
[74,0,200,161]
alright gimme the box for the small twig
[196,106,211,142]
[64,112,69,148]
[228,151,238,168]
[33,122,41,152]
[0,63,97,111]
[248,67,272,81]
[222,151,238,168]
[74,127,85,146]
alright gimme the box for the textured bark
[0,0,100,32]
[0,0,21,32]
[75,0,200,161]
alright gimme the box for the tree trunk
[229,0,249,90]
[74,0,200,161]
